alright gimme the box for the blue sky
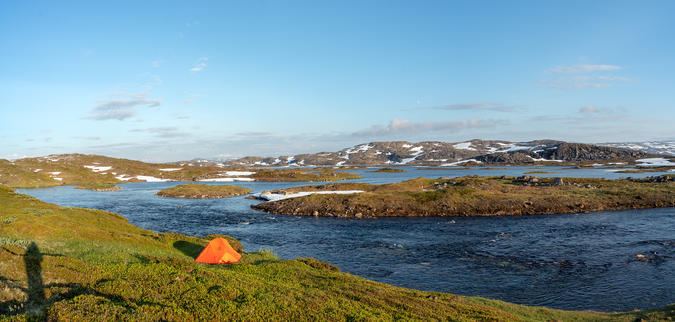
[1,1,674,161]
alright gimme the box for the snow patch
[529,157,563,162]
[198,178,255,182]
[84,165,112,172]
[636,158,675,166]
[159,168,182,171]
[224,171,255,176]
[453,142,476,151]
[115,175,133,181]
[33,169,42,172]
[135,175,172,182]
[53,177,63,181]
[254,190,364,201]
[402,144,412,148]
[48,171,61,175]
[441,159,482,166]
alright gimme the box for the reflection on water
[18,166,675,311]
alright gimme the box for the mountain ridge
[218,139,663,167]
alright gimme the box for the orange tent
[195,238,242,264]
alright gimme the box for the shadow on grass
[0,242,169,317]
[173,240,204,259]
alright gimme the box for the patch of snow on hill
[136,175,172,182]
[199,177,255,182]
[224,171,255,176]
[115,175,132,181]
[636,158,675,166]
[600,140,675,156]
[453,142,476,150]
[254,190,364,201]
[84,165,112,172]
[529,157,563,162]
[159,168,182,171]
[441,159,482,166]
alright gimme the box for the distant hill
[219,140,658,167]
[600,140,675,156]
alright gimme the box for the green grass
[156,183,252,199]
[1,184,673,320]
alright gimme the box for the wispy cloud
[544,63,627,89]
[550,64,621,74]
[426,102,515,112]
[579,105,626,114]
[352,118,496,137]
[131,126,189,138]
[190,57,208,72]
[87,91,162,121]
[543,75,628,89]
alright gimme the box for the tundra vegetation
[252,175,675,218]
[1,185,673,320]
[157,183,252,199]
[0,154,362,189]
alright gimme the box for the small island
[157,183,253,199]
[252,175,675,218]
[76,184,121,191]
[368,167,405,173]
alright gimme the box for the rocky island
[75,184,121,191]
[157,183,253,199]
[252,175,675,218]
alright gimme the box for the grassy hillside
[0,154,362,188]
[252,175,675,217]
[157,183,252,199]
[2,185,672,320]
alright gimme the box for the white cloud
[87,91,162,121]
[131,127,189,138]
[550,64,621,74]
[543,75,628,89]
[579,105,626,114]
[428,102,515,112]
[352,118,494,136]
[190,57,208,72]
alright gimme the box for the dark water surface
[18,167,675,312]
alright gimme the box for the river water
[18,166,675,311]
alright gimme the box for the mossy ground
[2,185,673,320]
[253,175,675,217]
[157,183,252,199]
